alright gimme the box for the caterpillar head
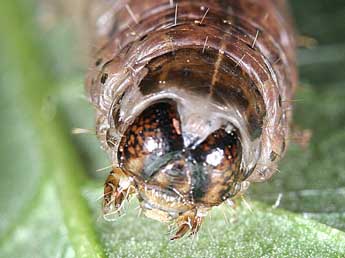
[117,100,245,221]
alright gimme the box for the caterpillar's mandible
[86,0,297,240]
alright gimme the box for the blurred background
[0,0,345,257]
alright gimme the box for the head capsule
[117,100,244,219]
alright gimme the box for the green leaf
[0,0,344,257]
[85,189,345,257]
[0,1,104,257]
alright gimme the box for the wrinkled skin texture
[86,0,297,239]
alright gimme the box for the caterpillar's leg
[103,168,133,217]
[170,210,204,240]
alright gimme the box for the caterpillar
[86,0,297,240]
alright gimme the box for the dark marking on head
[189,128,242,204]
[117,98,243,206]
[190,163,209,200]
[118,101,184,176]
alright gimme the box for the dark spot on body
[247,113,263,139]
[270,151,278,161]
[278,94,282,107]
[101,73,108,84]
[139,34,148,41]
[95,58,102,66]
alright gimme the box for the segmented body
[86,0,297,239]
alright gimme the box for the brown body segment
[139,48,266,139]
[87,0,297,239]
